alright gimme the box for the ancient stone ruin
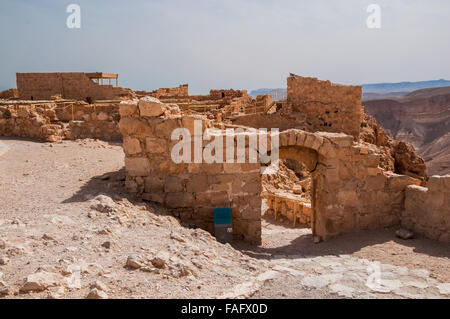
[1,72,448,244]
[16,72,134,102]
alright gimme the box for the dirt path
[0,138,267,299]
[0,138,448,299]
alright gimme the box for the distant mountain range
[250,79,450,101]
[364,86,450,175]
[362,79,450,94]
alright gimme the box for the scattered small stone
[125,255,143,269]
[87,211,97,219]
[151,257,166,269]
[20,271,63,292]
[97,227,112,235]
[42,234,55,241]
[170,232,185,243]
[11,218,25,226]
[0,256,9,265]
[46,286,65,299]
[90,195,116,214]
[90,280,108,292]
[0,239,5,249]
[0,281,9,295]
[86,288,108,299]
[396,229,414,240]
[101,241,113,249]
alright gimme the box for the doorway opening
[261,145,318,244]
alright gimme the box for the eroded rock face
[392,141,427,179]
[360,113,427,180]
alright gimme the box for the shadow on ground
[234,213,450,261]
[62,164,450,269]
[62,167,133,204]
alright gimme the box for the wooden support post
[71,103,74,121]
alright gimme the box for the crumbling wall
[0,102,122,142]
[118,100,424,243]
[118,98,262,244]
[16,73,134,101]
[403,176,450,242]
[0,103,65,142]
[277,129,421,241]
[136,84,189,99]
[0,88,18,99]
[209,89,248,99]
[287,75,363,139]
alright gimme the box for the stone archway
[273,129,336,238]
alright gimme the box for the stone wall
[230,74,364,139]
[137,84,189,99]
[263,192,312,226]
[16,73,134,101]
[118,99,262,244]
[209,89,248,100]
[119,98,424,243]
[287,74,363,138]
[0,102,122,142]
[403,176,450,242]
[277,129,421,241]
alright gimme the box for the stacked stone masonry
[119,98,263,244]
[403,175,450,242]
[119,96,427,243]
[16,73,134,101]
[0,102,121,142]
[2,72,447,244]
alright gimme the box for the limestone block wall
[209,89,248,99]
[277,129,421,241]
[138,84,189,99]
[0,103,64,141]
[16,73,133,101]
[263,192,312,226]
[287,75,363,138]
[0,102,122,142]
[119,100,263,244]
[403,176,450,242]
[119,101,424,243]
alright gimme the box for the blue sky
[1,0,449,93]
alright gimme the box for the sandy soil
[0,137,448,299]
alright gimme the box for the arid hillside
[363,87,450,175]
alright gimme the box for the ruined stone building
[16,72,134,102]
[1,73,448,245]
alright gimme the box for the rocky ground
[0,138,449,299]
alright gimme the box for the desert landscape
[0,72,449,299]
[364,86,450,176]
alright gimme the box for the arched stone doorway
[264,129,330,239]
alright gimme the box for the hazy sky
[1,0,449,93]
